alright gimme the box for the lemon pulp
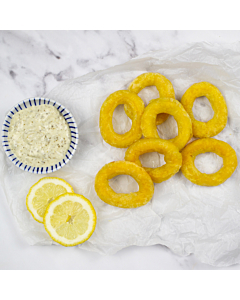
[50,200,90,240]
[33,183,68,218]
[26,177,74,223]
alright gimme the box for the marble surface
[1,30,240,270]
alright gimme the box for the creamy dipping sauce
[8,105,71,167]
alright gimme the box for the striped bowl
[2,97,78,174]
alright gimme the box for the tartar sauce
[8,105,71,167]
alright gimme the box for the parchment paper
[1,42,240,267]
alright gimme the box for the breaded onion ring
[141,98,192,150]
[125,138,182,183]
[94,161,154,208]
[181,82,228,138]
[100,90,145,148]
[181,138,238,186]
[124,73,175,125]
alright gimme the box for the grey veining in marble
[1,30,240,270]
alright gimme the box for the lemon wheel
[44,193,97,247]
[26,177,74,223]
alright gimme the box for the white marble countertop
[1,30,240,270]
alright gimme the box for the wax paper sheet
[1,42,240,267]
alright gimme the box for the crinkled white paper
[1,42,240,267]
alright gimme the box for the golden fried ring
[125,139,182,183]
[141,98,192,150]
[124,73,175,125]
[94,161,154,208]
[100,90,145,148]
[181,82,228,138]
[181,138,238,186]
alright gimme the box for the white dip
[8,105,71,167]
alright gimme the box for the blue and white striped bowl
[2,97,78,174]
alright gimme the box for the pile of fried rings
[95,72,238,209]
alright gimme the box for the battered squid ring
[181,138,238,186]
[181,82,228,138]
[99,90,145,148]
[124,73,175,125]
[95,161,154,208]
[125,139,182,183]
[141,98,192,150]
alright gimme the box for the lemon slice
[43,193,96,247]
[26,177,74,223]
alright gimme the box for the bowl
[2,97,78,174]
